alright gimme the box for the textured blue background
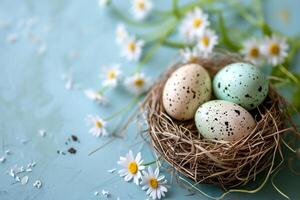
[0,0,300,200]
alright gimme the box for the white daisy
[86,115,109,137]
[84,89,108,105]
[196,29,218,57]
[180,7,209,41]
[180,46,201,62]
[116,24,129,45]
[131,0,153,21]
[241,38,264,65]
[141,166,168,200]
[101,64,122,88]
[98,0,111,7]
[261,35,289,66]
[179,22,195,44]
[121,36,145,62]
[118,150,145,185]
[124,73,151,95]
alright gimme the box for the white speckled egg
[195,100,256,141]
[163,63,211,121]
[213,62,269,110]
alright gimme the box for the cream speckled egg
[195,100,256,141]
[163,63,211,121]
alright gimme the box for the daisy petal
[124,173,133,182]
[135,152,141,163]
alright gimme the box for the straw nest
[141,50,297,190]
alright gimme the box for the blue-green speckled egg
[213,62,268,110]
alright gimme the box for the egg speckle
[163,63,211,121]
[195,100,256,141]
[213,62,269,110]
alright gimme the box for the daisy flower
[180,7,209,41]
[196,29,218,57]
[141,166,168,200]
[131,0,153,21]
[124,73,151,95]
[121,36,145,62]
[117,150,145,185]
[101,64,122,88]
[179,23,194,44]
[180,46,201,62]
[241,38,264,65]
[261,35,289,66]
[86,115,109,137]
[115,24,129,45]
[84,89,108,105]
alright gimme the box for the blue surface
[0,0,300,200]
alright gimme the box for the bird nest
[141,50,297,190]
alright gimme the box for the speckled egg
[163,63,211,121]
[213,62,269,110]
[195,100,256,141]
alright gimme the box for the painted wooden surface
[0,0,300,199]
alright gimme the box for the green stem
[98,85,109,94]
[135,18,179,72]
[110,4,169,28]
[227,1,259,27]
[152,9,173,18]
[278,65,300,84]
[135,42,162,73]
[260,21,272,36]
[255,0,272,36]
[172,0,180,18]
[253,0,264,22]
[226,0,272,36]
[217,13,240,51]
[176,1,200,16]
[179,0,216,15]
[104,97,140,121]
[142,160,157,166]
[138,18,177,43]
[286,36,300,64]
[153,0,217,18]
[161,39,188,49]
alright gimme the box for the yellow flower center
[249,47,259,58]
[107,70,116,80]
[201,36,210,47]
[128,42,136,52]
[149,177,158,189]
[136,1,145,10]
[269,43,280,55]
[127,161,138,174]
[95,120,103,128]
[134,78,144,87]
[193,18,202,28]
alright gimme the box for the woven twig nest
[142,50,297,190]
